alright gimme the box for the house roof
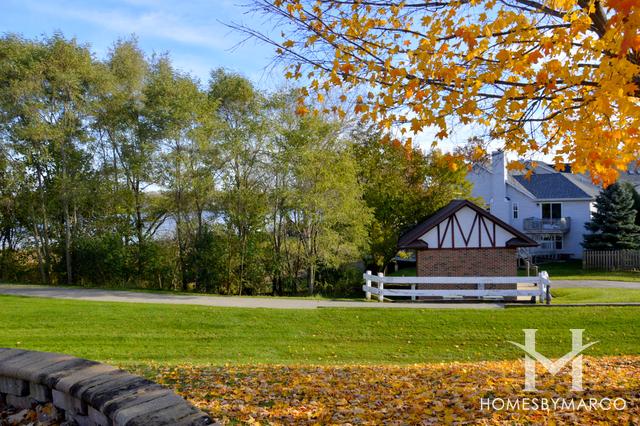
[397,199,538,249]
[512,173,598,200]
[506,175,536,198]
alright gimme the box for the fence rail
[583,250,640,271]
[362,271,551,303]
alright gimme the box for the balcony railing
[523,217,571,233]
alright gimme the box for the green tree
[150,61,220,289]
[209,69,270,295]
[289,118,369,295]
[583,183,640,250]
[95,39,171,283]
[0,34,99,285]
[622,182,640,227]
[266,92,370,295]
[353,127,472,272]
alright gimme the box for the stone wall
[0,348,211,426]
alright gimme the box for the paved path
[550,280,640,289]
[0,285,502,309]
[1,280,636,309]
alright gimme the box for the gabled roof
[512,173,598,200]
[397,199,538,249]
[506,175,536,198]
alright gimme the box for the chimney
[490,150,509,221]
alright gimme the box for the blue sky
[1,0,283,87]
[1,0,489,153]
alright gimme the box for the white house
[466,151,600,259]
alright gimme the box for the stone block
[16,355,77,383]
[101,386,168,418]
[53,389,87,415]
[126,401,210,426]
[55,364,118,394]
[0,351,55,377]
[0,349,28,365]
[41,359,98,388]
[0,376,29,396]
[67,371,126,399]
[111,392,184,426]
[81,375,146,408]
[6,393,34,409]
[30,382,52,402]
[89,405,112,426]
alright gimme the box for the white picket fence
[362,271,551,304]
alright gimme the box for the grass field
[391,261,640,282]
[535,260,640,282]
[1,295,639,366]
[551,287,640,303]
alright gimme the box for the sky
[0,0,489,154]
[0,0,284,87]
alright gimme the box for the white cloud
[24,0,230,51]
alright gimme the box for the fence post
[531,265,538,277]
[377,272,384,302]
[365,270,372,301]
[540,271,551,304]
[411,284,416,301]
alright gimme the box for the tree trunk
[63,199,72,285]
[133,178,144,281]
[35,167,51,285]
[61,138,73,286]
[307,263,315,295]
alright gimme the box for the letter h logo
[509,329,597,391]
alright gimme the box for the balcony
[523,217,571,233]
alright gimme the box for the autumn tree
[353,127,471,272]
[245,0,640,185]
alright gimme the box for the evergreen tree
[583,183,640,250]
[622,182,640,227]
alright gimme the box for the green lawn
[0,295,638,366]
[551,287,640,303]
[532,259,640,282]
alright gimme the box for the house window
[512,202,519,219]
[541,202,562,219]
[536,234,563,250]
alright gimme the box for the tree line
[0,34,471,295]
